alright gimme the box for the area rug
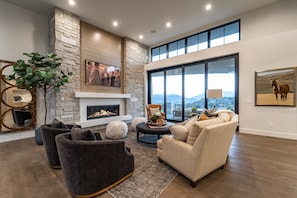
[106,132,177,198]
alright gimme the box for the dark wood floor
[1,132,297,198]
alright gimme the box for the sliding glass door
[207,58,236,110]
[166,68,182,121]
[184,64,205,119]
[150,71,165,110]
[148,54,238,121]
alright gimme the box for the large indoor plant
[8,52,72,125]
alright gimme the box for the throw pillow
[184,116,197,131]
[71,127,101,141]
[186,117,225,145]
[219,112,231,122]
[170,125,188,141]
[199,113,209,120]
[51,119,68,129]
[150,107,160,116]
[205,108,218,117]
[206,107,215,114]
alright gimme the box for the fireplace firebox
[87,105,119,120]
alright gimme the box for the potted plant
[191,106,197,113]
[8,52,72,143]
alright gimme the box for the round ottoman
[131,117,147,131]
[106,121,128,139]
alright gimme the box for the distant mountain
[152,91,234,104]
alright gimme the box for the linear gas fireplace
[87,105,119,120]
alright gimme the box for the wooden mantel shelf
[75,92,131,99]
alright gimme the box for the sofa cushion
[186,117,225,145]
[170,125,188,141]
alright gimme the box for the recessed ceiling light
[69,0,75,6]
[205,4,212,10]
[113,21,118,27]
[139,35,143,39]
[166,22,172,28]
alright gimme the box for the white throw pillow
[150,107,160,116]
[219,112,231,122]
[170,125,188,141]
[184,116,197,131]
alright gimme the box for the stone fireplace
[47,9,147,129]
[74,92,132,128]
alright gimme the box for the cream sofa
[157,110,238,187]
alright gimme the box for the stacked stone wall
[124,38,149,118]
[49,8,80,124]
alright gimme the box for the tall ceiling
[3,0,279,46]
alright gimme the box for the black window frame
[148,53,239,122]
[151,19,240,62]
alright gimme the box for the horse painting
[271,79,290,101]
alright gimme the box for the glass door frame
[148,53,239,122]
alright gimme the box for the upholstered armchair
[157,111,238,187]
[40,124,80,168]
[55,133,134,197]
[146,104,166,121]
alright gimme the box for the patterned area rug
[106,132,177,198]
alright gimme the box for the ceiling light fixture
[69,0,75,6]
[113,21,118,27]
[166,22,172,28]
[205,4,212,10]
[139,35,143,39]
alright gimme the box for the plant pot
[35,127,43,145]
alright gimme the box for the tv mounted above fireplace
[85,59,121,87]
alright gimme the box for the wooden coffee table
[136,122,174,144]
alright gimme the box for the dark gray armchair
[55,133,134,197]
[40,124,78,168]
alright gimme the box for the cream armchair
[157,112,238,187]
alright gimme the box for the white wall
[0,0,48,142]
[0,0,48,60]
[145,0,297,140]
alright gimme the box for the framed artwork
[255,67,296,106]
[85,59,121,87]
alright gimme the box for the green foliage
[8,52,72,93]
[8,52,73,124]
[151,115,160,122]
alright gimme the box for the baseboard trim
[239,127,297,140]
